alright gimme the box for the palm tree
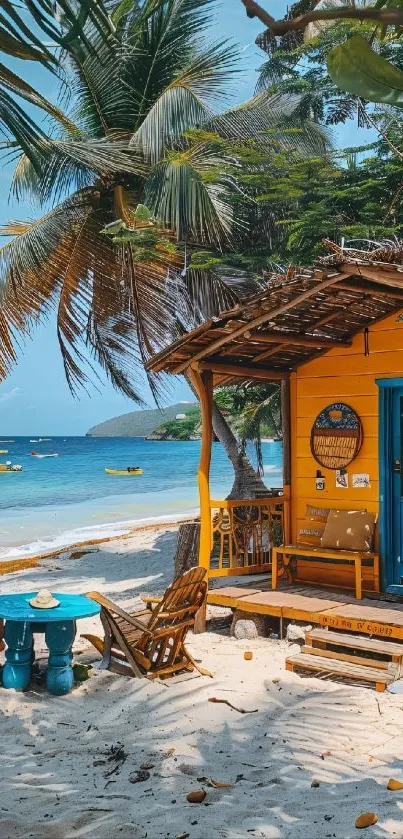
[0,0,328,495]
[211,384,281,499]
[0,0,327,388]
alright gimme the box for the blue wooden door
[389,388,403,590]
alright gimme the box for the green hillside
[86,402,197,437]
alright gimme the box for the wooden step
[306,628,403,660]
[301,645,397,672]
[285,653,395,692]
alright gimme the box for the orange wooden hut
[147,242,403,641]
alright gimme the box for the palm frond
[67,38,136,135]
[132,42,239,162]
[0,88,52,167]
[145,142,235,246]
[0,189,96,380]
[0,1,57,65]
[208,91,331,155]
[0,62,77,133]
[124,0,217,121]
[11,137,148,204]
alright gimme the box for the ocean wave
[0,509,199,562]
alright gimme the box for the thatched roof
[146,242,403,386]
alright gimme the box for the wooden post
[188,367,213,633]
[281,378,291,544]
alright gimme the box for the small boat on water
[0,450,8,454]
[105,467,143,475]
[0,463,22,472]
[31,451,58,458]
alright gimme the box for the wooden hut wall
[290,308,403,588]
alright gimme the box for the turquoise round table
[0,592,100,695]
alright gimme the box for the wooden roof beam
[254,343,292,363]
[223,330,352,350]
[172,272,350,374]
[335,280,403,301]
[307,308,346,332]
[196,361,288,382]
[339,263,403,289]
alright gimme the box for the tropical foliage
[0,0,328,404]
[243,0,403,111]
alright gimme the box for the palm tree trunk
[185,372,269,500]
[211,401,269,500]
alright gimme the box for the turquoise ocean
[0,437,283,560]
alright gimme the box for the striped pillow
[298,524,325,547]
[305,505,331,523]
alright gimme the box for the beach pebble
[187,790,206,804]
[129,769,150,783]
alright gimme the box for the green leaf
[327,35,403,107]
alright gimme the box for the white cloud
[0,387,20,404]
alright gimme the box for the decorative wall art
[335,469,349,489]
[311,403,363,470]
[352,473,371,488]
[315,471,325,491]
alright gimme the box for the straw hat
[29,589,59,609]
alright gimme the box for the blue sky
[0,1,367,435]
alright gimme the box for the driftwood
[208,697,259,714]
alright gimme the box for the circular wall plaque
[310,403,363,470]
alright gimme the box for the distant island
[86,402,197,438]
[87,395,280,441]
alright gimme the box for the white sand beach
[2,524,403,839]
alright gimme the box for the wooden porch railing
[209,496,285,577]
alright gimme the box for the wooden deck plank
[222,591,343,621]
[323,603,403,619]
[208,586,263,599]
[240,591,344,613]
[207,580,403,640]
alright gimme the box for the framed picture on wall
[352,473,371,488]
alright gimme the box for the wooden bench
[272,544,379,600]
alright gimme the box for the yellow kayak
[105,468,143,475]
[0,450,8,454]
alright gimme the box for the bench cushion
[306,505,331,523]
[298,504,331,546]
[298,524,325,547]
[322,509,376,552]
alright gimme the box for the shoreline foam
[0,509,197,565]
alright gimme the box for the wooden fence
[208,497,285,577]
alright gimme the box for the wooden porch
[208,576,403,641]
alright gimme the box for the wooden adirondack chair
[83,567,212,680]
